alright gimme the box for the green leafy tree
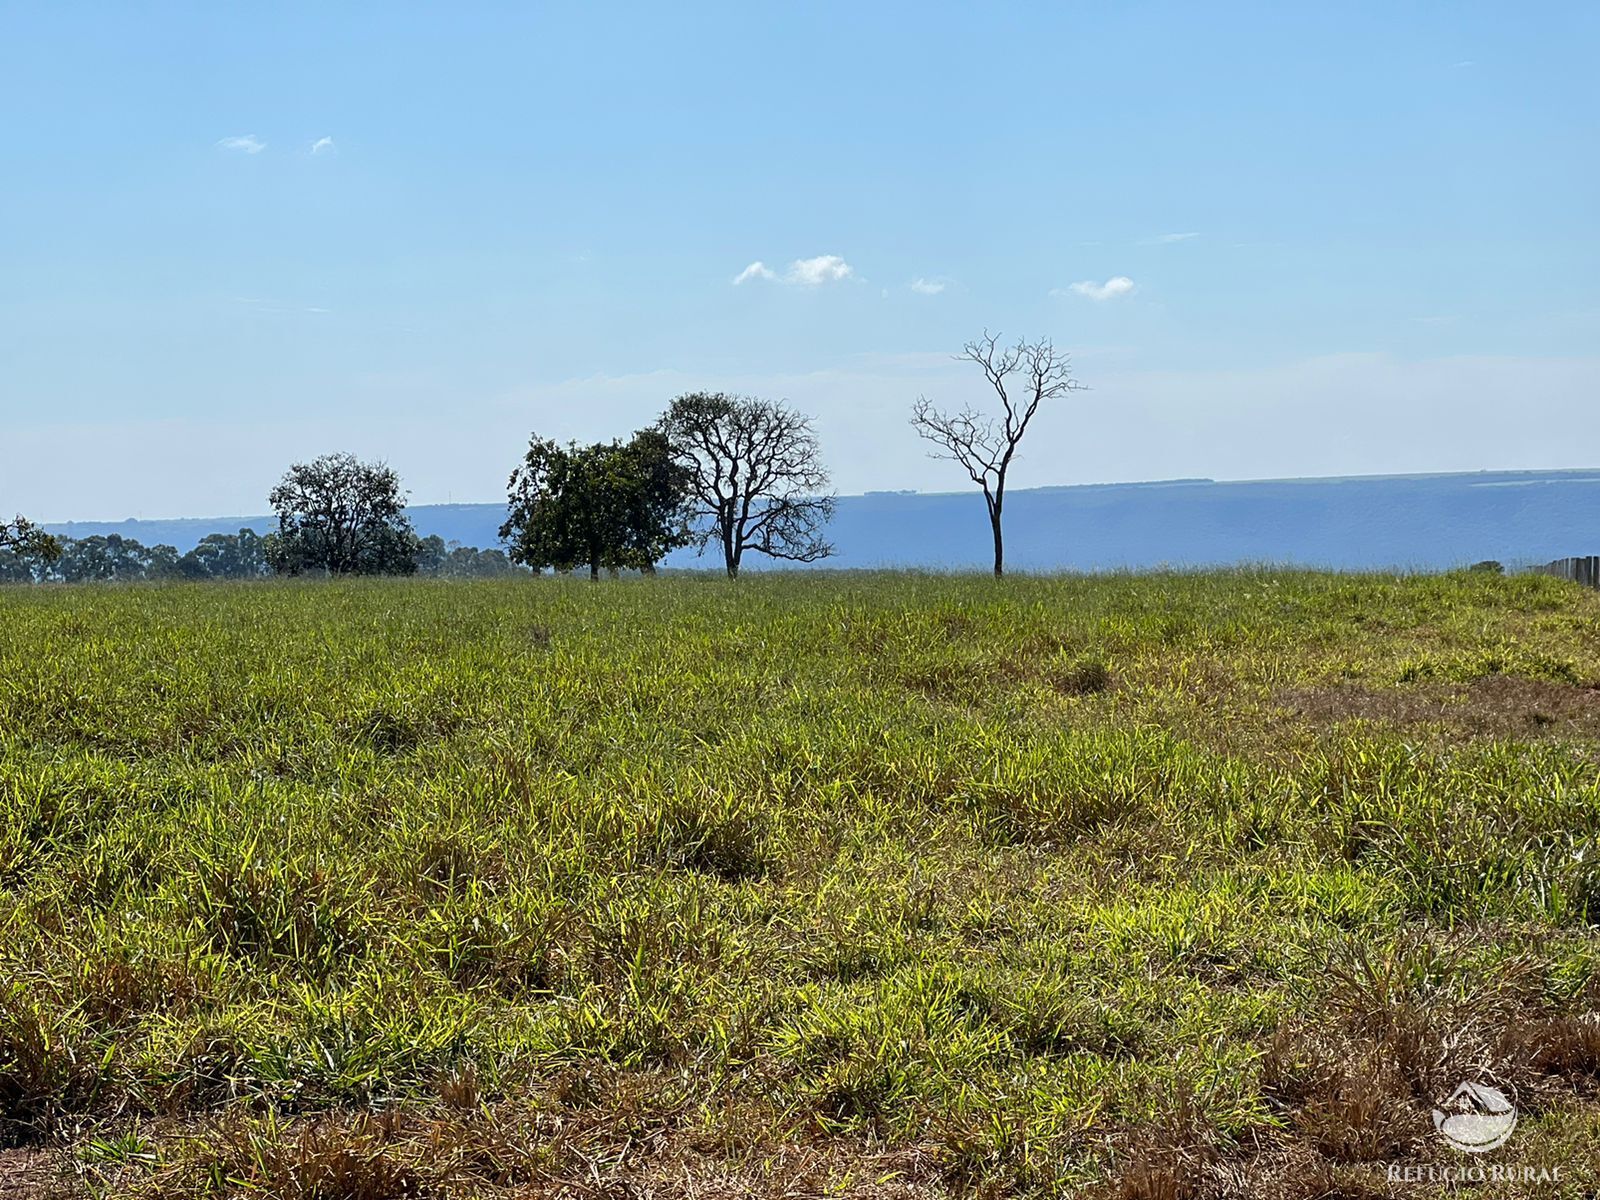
[0,550,35,583]
[144,542,181,579]
[501,430,691,580]
[658,393,834,578]
[611,429,695,573]
[51,535,178,582]
[267,453,418,576]
[0,525,61,582]
[177,529,272,579]
[0,515,60,567]
[416,535,521,578]
[442,545,517,577]
[414,534,450,576]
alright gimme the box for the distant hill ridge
[44,468,1600,571]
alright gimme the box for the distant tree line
[0,529,263,583]
[414,536,520,578]
[0,525,517,584]
[2,333,1081,583]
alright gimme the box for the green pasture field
[1,570,1598,1197]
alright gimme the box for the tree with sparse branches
[911,332,1084,577]
[0,515,60,566]
[267,452,418,576]
[658,393,834,578]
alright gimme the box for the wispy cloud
[310,136,336,155]
[232,296,331,317]
[1453,59,1475,68]
[733,261,777,285]
[734,254,855,286]
[909,278,945,295]
[1060,276,1136,301]
[1148,231,1199,244]
[216,134,266,154]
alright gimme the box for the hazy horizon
[33,462,1600,529]
[39,467,1600,575]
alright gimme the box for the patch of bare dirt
[0,1149,63,1200]
[1277,676,1600,740]
[617,1141,946,1199]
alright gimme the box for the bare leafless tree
[911,332,1084,577]
[659,393,834,577]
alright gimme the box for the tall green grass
[1,570,1597,1196]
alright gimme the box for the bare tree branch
[0,515,60,564]
[910,332,1085,576]
[659,393,835,577]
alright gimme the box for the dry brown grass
[0,995,98,1149]
[1084,936,1600,1198]
[93,1100,949,1200]
[1278,677,1600,741]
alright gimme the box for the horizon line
[39,464,1600,530]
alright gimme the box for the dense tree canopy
[501,430,692,579]
[176,529,273,580]
[658,393,834,577]
[53,535,180,582]
[267,452,418,576]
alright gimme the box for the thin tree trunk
[589,559,599,581]
[988,491,1004,578]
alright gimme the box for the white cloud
[910,278,945,295]
[786,254,853,285]
[310,136,336,155]
[216,135,265,154]
[1063,276,1136,301]
[733,261,777,285]
[1150,231,1198,244]
[734,254,854,286]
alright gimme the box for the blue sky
[3,2,1598,520]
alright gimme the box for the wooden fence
[1532,556,1600,588]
